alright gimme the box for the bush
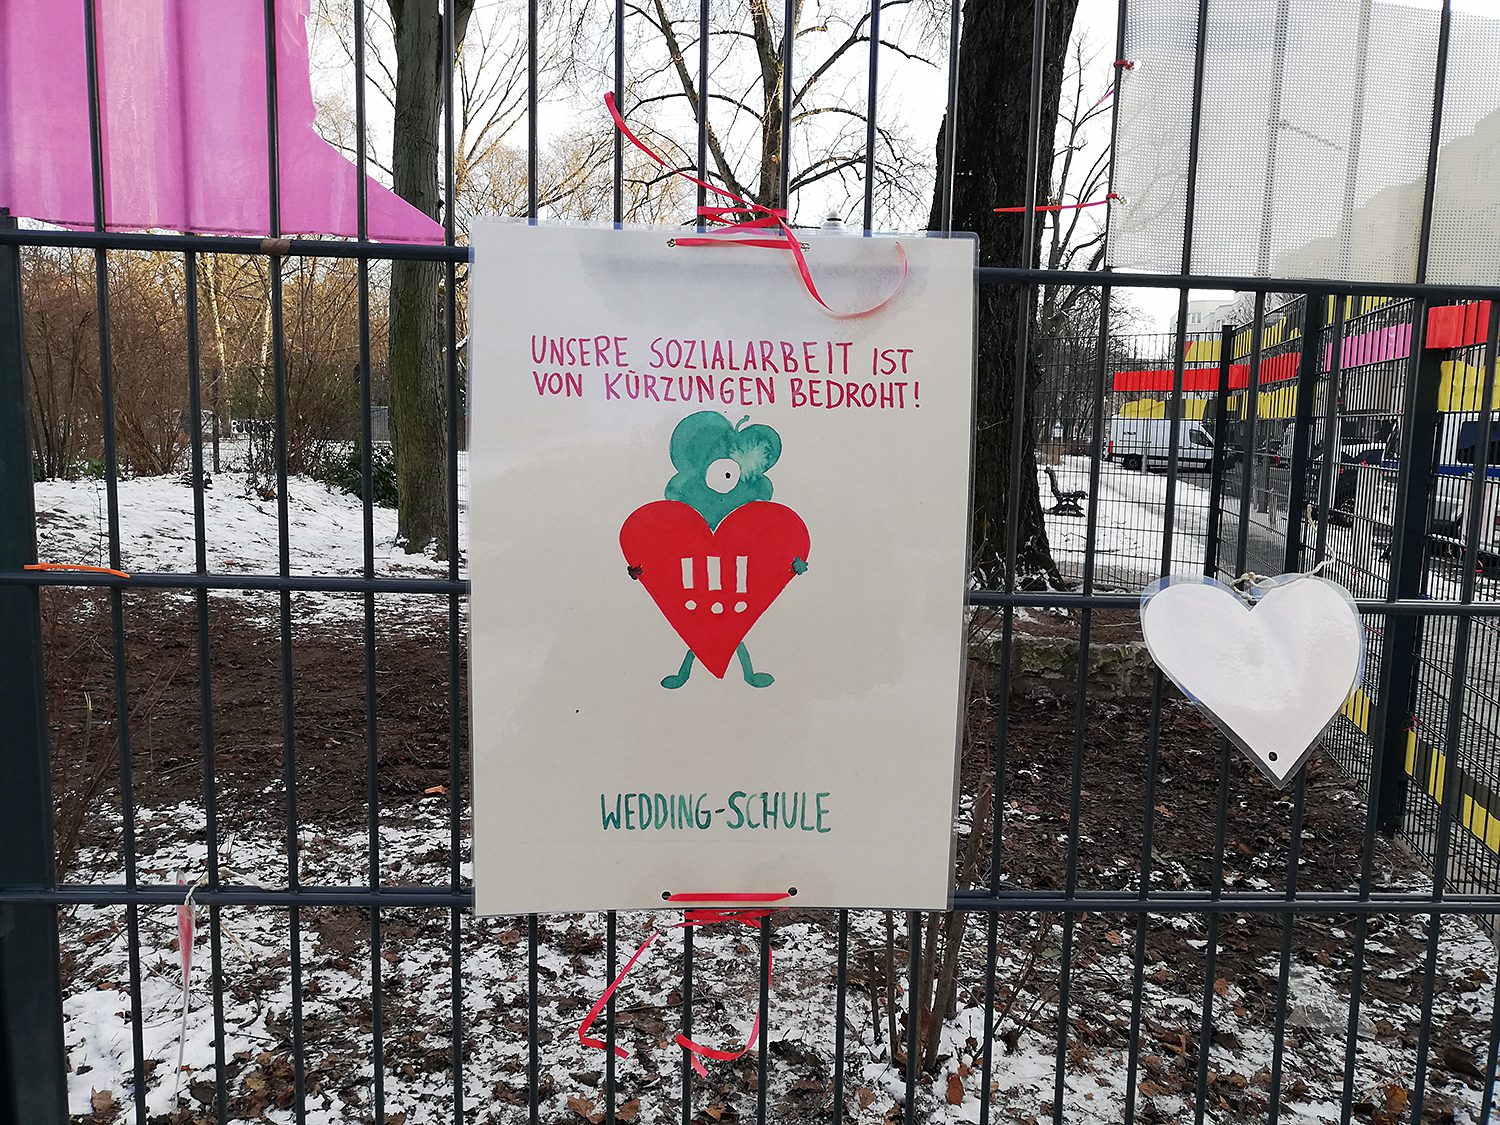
[315,443,399,508]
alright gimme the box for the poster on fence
[467,222,974,913]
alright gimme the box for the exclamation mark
[707,556,724,613]
[913,380,920,408]
[734,555,748,613]
[681,558,696,610]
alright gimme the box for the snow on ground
[34,449,1189,618]
[33,442,468,626]
[58,798,1500,1125]
[1040,456,1214,589]
[40,452,1500,1123]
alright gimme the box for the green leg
[737,643,775,688]
[661,649,695,689]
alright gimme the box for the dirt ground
[43,590,1498,1125]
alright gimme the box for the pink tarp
[0,0,442,243]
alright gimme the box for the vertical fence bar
[351,3,386,1120]
[440,3,467,1121]
[1255,0,1291,277]
[976,910,999,1125]
[904,912,920,1111]
[832,910,849,1122]
[605,911,617,1125]
[696,0,709,218]
[1190,741,1233,1125]
[1125,1,1210,1118]
[936,0,961,232]
[613,0,625,223]
[81,6,150,1120]
[527,0,538,217]
[780,0,793,212]
[182,251,230,1124]
[990,0,1051,907]
[1338,333,1445,1125]
[0,213,68,1125]
[1365,0,1453,841]
[1234,296,1268,569]
[260,4,307,1119]
[1314,298,1349,563]
[862,0,880,231]
[1100,0,1128,256]
[1372,336,1443,836]
[529,913,540,1125]
[1202,323,1235,575]
[1051,263,1118,1120]
[681,926,694,1125]
[1283,300,1327,569]
[757,916,771,1125]
[1409,300,1500,1124]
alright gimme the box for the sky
[306,0,1487,333]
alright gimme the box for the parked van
[1105,416,1217,471]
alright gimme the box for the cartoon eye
[705,458,741,494]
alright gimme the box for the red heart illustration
[620,500,810,678]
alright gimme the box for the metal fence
[5,1,1500,1125]
[1045,292,1500,912]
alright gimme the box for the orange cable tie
[25,562,131,579]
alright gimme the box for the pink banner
[0,0,442,243]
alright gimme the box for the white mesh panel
[1107,0,1500,285]
[1427,11,1500,285]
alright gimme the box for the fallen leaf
[618,1097,641,1122]
[1213,978,1229,997]
[705,1105,725,1121]
[567,1094,594,1120]
[424,785,447,796]
[857,1086,876,1110]
[90,1089,117,1116]
[947,1074,965,1105]
[1383,1084,1409,1114]
[386,1114,408,1125]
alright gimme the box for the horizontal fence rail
[3,0,1500,1124]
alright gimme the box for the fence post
[1202,322,1236,577]
[1370,324,1444,836]
[0,211,69,1124]
[1282,294,1325,569]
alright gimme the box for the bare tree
[933,0,1081,588]
[598,0,942,227]
[1038,33,1115,341]
[24,249,97,480]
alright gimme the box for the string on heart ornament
[579,893,788,1077]
[1138,569,1365,787]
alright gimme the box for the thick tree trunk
[931,0,1079,588]
[388,0,451,556]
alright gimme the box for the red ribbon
[993,192,1121,215]
[577,892,790,1077]
[604,93,907,320]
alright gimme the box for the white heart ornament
[1139,575,1365,787]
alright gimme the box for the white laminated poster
[467,222,975,913]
